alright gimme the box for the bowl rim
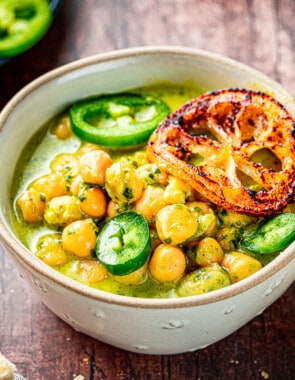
[0,45,294,309]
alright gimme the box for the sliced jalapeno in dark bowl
[70,93,170,149]
[240,212,295,254]
[95,211,152,276]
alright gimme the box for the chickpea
[216,226,241,252]
[188,201,214,215]
[194,237,224,267]
[114,263,148,285]
[133,186,165,224]
[135,164,168,187]
[62,218,98,257]
[79,149,113,185]
[76,142,100,156]
[130,150,149,166]
[106,200,130,219]
[119,150,148,167]
[222,251,262,283]
[218,209,254,227]
[51,115,72,139]
[156,204,198,245]
[187,201,218,237]
[70,174,83,196]
[44,195,83,226]
[105,162,143,203]
[163,176,194,204]
[31,173,68,201]
[177,263,231,297]
[79,260,108,283]
[50,153,79,180]
[79,186,107,218]
[149,244,186,283]
[17,188,46,223]
[35,234,68,267]
[106,200,120,219]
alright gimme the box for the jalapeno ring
[70,93,170,148]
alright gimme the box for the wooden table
[1,1,294,379]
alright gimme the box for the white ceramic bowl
[0,46,294,355]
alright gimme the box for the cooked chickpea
[218,209,254,227]
[76,142,100,156]
[31,173,68,201]
[79,149,113,185]
[106,200,120,219]
[17,188,46,223]
[216,226,241,251]
[114,263,148,285]
[135,164,168,187]
[188,201,214,215]
[149,244,186,283]
[133,186,165,224]
[70,174,83,196]
[194,237,224,267]
[156,204,198,245]
[79,260,108,283]
[62,219,98,257]
[44,195,83,226]
[119,150,148,167]
[51,115,72,139]
[106,200,130,219]
[50,153,79,180]
[105,162,143,203]
[163,176,194,204]
[79,186,107,218]
[177,263,231,297]
[187,201,218,237]
[222,251,262,283]
[35,234,68,267]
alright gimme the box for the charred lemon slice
[147,89,295,216]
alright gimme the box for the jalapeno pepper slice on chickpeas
[95,211,152,276]
[70,93,170,149]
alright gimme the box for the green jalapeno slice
[0,0,53,57]
[240,212,295,254]
[95,211,152,276]
[70,93,170,148]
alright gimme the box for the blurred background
[1,0,295,106]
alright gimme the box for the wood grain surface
[0,1,294,379]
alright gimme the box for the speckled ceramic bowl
[0,47,294,355]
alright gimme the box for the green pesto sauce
[10,83,204,299]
